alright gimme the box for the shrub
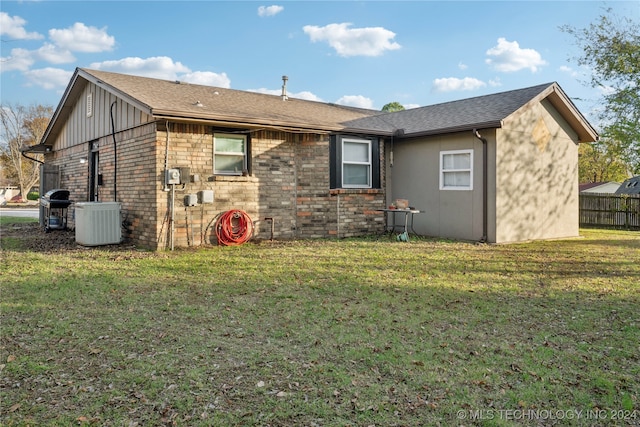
[27,191,40,201]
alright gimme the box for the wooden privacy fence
[579,193,640,230]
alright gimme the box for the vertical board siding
[55,83,153,151]
[579,193,640,230]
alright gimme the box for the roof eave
[80,68,153,114]
[541,83,599,143]
[39,68,84,146]
[342,129,394,137]
[395,121,503,140]
[152,110,347,133]
[21,144,53,154]
[40,68,155,148]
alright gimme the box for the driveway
[0,208,40,219]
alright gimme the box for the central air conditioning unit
[75,202,122,246]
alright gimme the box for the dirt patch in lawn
[1,222,135,253]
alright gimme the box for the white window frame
[342,138,372,188]
[440,149,473,190]
[213,133,247,175]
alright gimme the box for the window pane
[344,141,369,162]
[443,153,470,170]
[344,164,370,186]
[443,154,454,170]
[453,153,470,169]
[444,171,470,187]
[216,136,244,153]
[215,155,244,174]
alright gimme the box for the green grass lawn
[1,226,638,426]
[0,216,38,226]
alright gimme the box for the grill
[40,189,72,232]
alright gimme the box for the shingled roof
[343,82,598,142]
[37,68,598,149]
[83,68,382,131]
[615,176,640,195]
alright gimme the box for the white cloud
[23,67,73,90]
[49,22,115,53]
[0,12,43,40]
[258,5,284,17]
[0,44,75,73]
[432,77,486,93]
[458,62,468,70]
[1,21,113,73]
[0,48,35,72]
[404,103,421,109]
[335,95,374,109]
[303,23,401,57]
[291,91,323,102]
[488,78,502,87]
[248,87,323,102]
[89,56,191,80]
[559,65,579,78]
[180,71,231,88]
[485,38,547,73]
[34,43,76,64]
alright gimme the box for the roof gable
[344,82,598,142]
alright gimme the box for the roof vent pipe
[281,75,288,101]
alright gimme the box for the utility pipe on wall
[473,129,488,243]
[171,183,175,251]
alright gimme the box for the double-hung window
[214,133,247,175]
[342,138,372,188]
[330,135,379,189]
[440,149,473,190]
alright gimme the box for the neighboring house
[579,182,621,194]
[615,176,640,195]
[25,68,597,249]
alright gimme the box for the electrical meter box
[179,167,191,184]
[198,190,214,204]
[166,168,180,185]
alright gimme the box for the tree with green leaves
[0,104,53,200]
[562,8,640,176]
[382,102,405,112]
[578,138,629,183]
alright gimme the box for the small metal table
[377,208,422,235]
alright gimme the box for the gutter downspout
[110,101,118,202]
[21,151,45,165]
[473,129,488,243]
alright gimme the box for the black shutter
[372,137,380,189]
[329,135,340,189]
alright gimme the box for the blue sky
[1,1,638,128]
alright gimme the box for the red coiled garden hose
[214,210,254,246]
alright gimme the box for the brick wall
[46,122,160,248]
[160,126,386,247]
[48,122,386,250]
